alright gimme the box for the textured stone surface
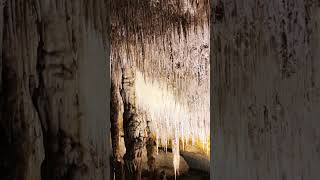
[180,151,209,173]
[142,151,189,178]
[211,0,320,179]
[111,61,124,162]
[0,0,110,180]
[121,65,147,180]
[110,60,124,179]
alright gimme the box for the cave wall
[211,0,320,179]
[0,1,110,180]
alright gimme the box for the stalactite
[111,0,210,179]
[135,70,210,175]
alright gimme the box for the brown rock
[142,151,189,178]
[0,1,111,180]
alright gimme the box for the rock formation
[111,60,124,179]
[211,0,320,179]
[0,1,110,180]
[121,65,147,180]
[110,0,210,179]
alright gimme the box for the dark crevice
[0,3,22,179]
[214,0,224,23]
[33,16,49,180]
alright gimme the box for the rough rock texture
[211,0,320,179]
[121,65,147,180]
[180,151,209,173]
[141,151,189,178]
[111,59,124,179]
[111,0,209,45]
[110,2,210,180]
[0,1,110,180]
[111,0,210,106]
[145,120,157,173]
[111,61,123,161]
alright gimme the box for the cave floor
[167,170,210,180]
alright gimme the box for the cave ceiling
[111,0,210,104]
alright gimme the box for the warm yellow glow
[135,71,210,176]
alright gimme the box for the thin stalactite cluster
[111,0,209,43]
[111,0,210,102]
[110,0,210,178]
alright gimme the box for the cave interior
[110,0,210,179]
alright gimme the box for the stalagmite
[146,119,157,178]
[135,70,210,177]
[121,65,146,180]
[111,61,124,179]
[111,0,210,179]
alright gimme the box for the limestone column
[121,65,146,180]
[111,60,124,179]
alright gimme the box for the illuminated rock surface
[110,1,210,179]
[142,151,190,177]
